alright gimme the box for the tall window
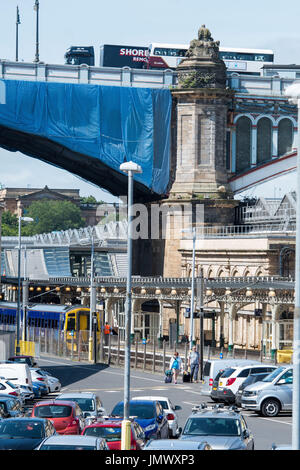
[257,118,272,164]
[278,119,293,157]
[236,117,251,172]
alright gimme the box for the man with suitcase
[188,346,200,383]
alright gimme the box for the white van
[0,363,33,389]
[200,359,262,395]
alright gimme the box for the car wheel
[261,398,281,417]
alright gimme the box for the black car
[210,369,225,402]
[0,397,24,418]
[235,372,270,407]
[0,418,57,450]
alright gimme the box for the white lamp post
[16,216,33,355]
[119,160,142,451]
[182,227,196,345]
[285,83,300,450]
[79,234,95,362]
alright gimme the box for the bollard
[153,341,156,373]
[134,340,138,369]
[143,342,146,371]
[163,340,166,373]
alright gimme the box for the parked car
[19,385,35,402]
[144,439,212,450]
[55,392,105,421]
[0,417,57,450]
[235,372,271,407]
[0,393,24,411]
[0,363,33,389]
[8,355,38,368]
[32,383,42,399]
[32,381,49,396]
[33,369,61,393]
[30,369,50,393]
[241,366,293,417]
[0,396,24,418]
[0,378,24,403]
[132,395,182,438]
[179,404,254,450]
[31,400,85,435]
[210,369,226,402]
[82,418,146,450]
[35,434,109,450]
[110,400,169,440]
[201,359,261,395]
[216,364,277,402]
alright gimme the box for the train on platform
[0,302,101,349]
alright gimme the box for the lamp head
[120,161,142,174]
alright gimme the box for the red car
[31,400,85,435]
[81,419,146,450]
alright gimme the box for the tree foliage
[1,200,86,236]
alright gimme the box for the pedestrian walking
[169,351,182,384]
[104,322,111,346]
[188,345,200,383]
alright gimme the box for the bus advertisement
[99,44,149,68]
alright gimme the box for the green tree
[24,200,86,234]
[1,211,18,236]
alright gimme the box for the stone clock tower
[170,25,234,198]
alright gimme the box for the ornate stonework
[177,25,227,89]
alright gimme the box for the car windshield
[182,417,240,436]
[262,367,287,383]
[40,444,96,450]
[111,402,155,419]
[56,398,94,412]
[84,426,121,441]
[0,421,43,439]
[33,405,72,418]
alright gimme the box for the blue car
[32,383,42,399]
[32,381,48,397]
[110,400,169,440]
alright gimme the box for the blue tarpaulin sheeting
[0,79,172,195]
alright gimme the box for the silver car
[143,439,211,450]
[55,392,106,422]
[179,404,254,450]
[241,366,293,417]
[35,435,109,450]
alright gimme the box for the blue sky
[0,0,299,201]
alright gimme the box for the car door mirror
[98,407,105,416]
[174,405,182,411]
[157,414,163,423]
[243,430,250,439]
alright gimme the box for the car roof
[41,435,101,445]
[132,396,169,402]
[85,420,122,428]
[145,439,206,449]
[34,400,77,407]
[2,417,47,423]
[188,406,241,419]
[56,392,96,399]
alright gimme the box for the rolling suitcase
[164,369,172,383]
[183,371,191,383]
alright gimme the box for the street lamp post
[182,227,196,346]
[33,0,39,62]
[285,83,300,450]
[16,217,33,355]
[79,234,96,362]
[119,160,142,451]
[16,6,21,62]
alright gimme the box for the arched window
[257,118,272,164]
[278,119,293,157]
[236,117,251,172]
